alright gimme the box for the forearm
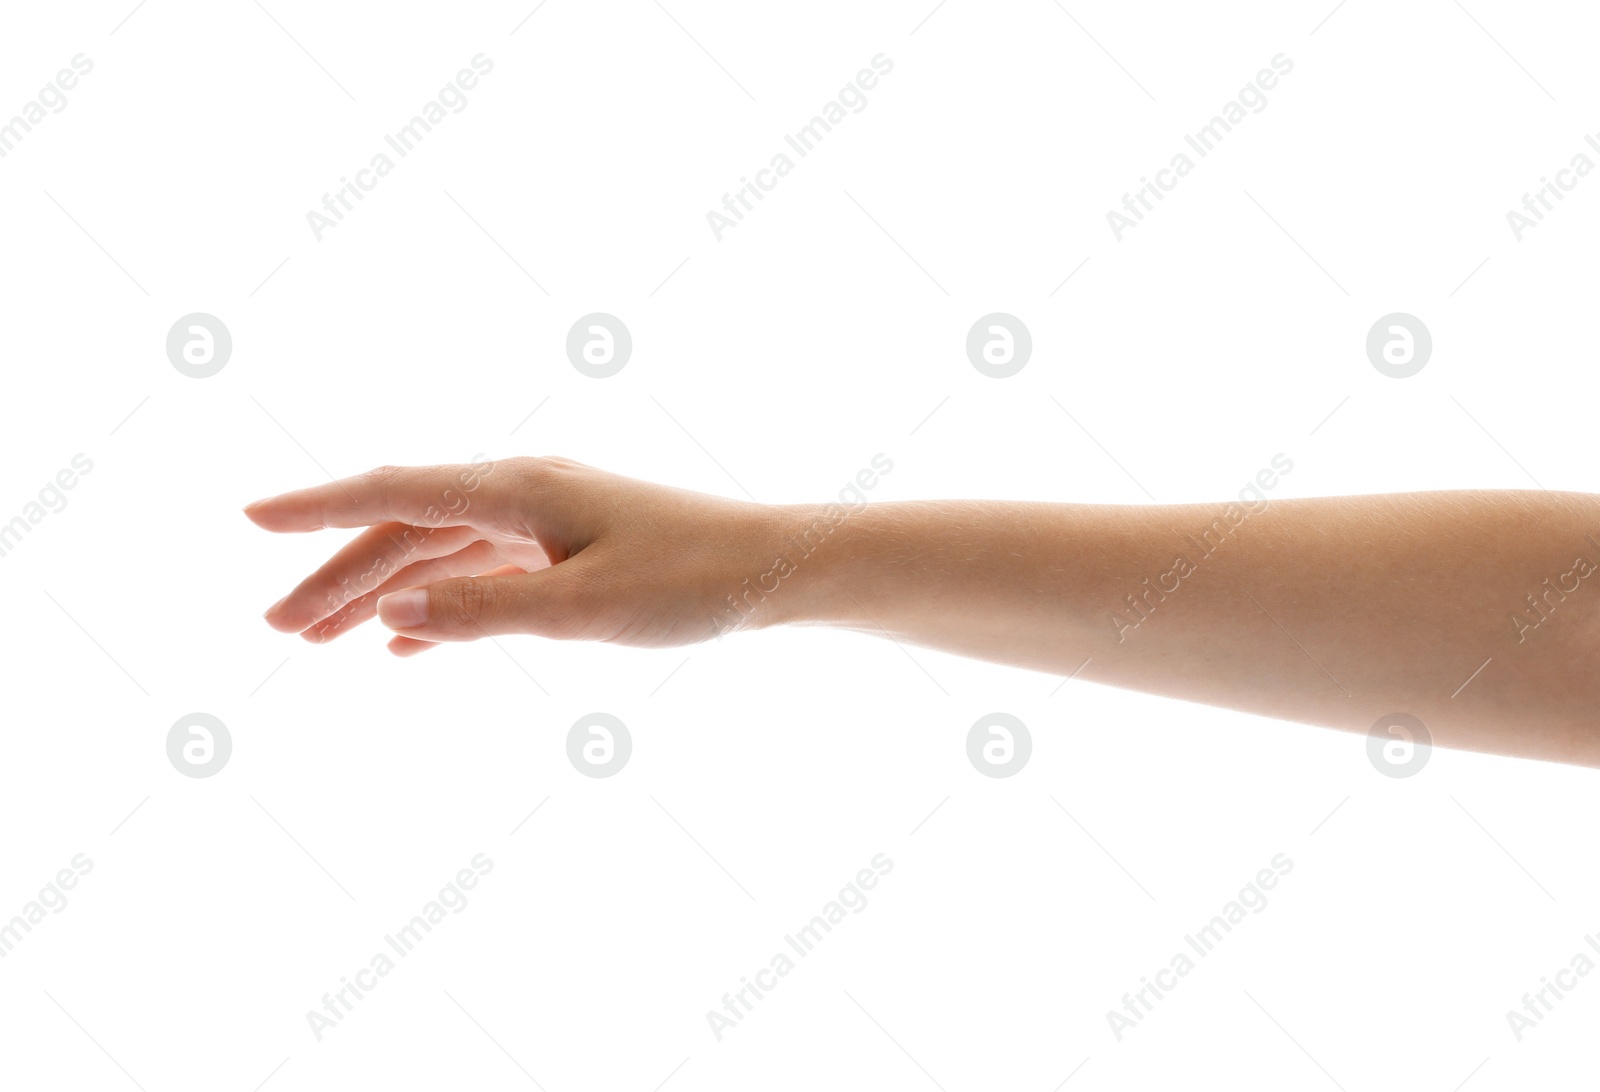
[775,491,1600,766]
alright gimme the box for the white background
[2,0,1599,1088]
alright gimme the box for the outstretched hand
[246,457,790,655]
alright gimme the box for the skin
[247,457,1600,768]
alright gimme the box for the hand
[246,457,791,654]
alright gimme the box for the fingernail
[263,596,287,620]
[377,589,429,629]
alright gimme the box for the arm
[247,459,1600,767]
[782,491,1600,766]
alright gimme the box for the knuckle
[361,465,404,502]
[504,455,564,498]
[442,579,491,629]
[521,455,560,481]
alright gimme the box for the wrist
[744,501,884,631]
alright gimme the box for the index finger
[243,461,514,532]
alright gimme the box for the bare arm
[247,460,1600,767]
[778,490,1600,766]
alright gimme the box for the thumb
[376,565,585,642]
